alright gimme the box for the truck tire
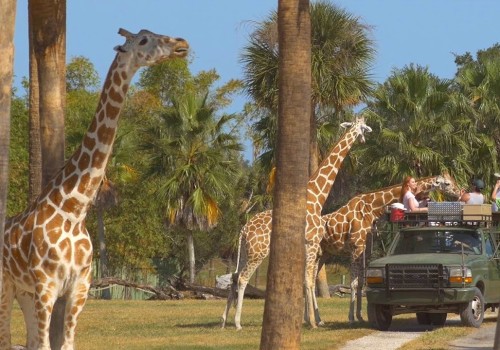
[459,287,484,328]
[367,303,392,331]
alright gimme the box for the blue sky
[13,1,500,159]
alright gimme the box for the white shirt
[403,191,419,211]
[467,192,484,205]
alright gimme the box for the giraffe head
[339,115,372,143]
[114,28,189,67]
[431,172,461,199]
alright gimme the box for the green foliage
[66,56,100,92]
[7,95,29,215]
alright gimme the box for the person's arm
[491,180,500,201]
[408,196,428,212]
[459,189,470,203]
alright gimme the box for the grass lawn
[9,297,481,349]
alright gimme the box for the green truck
[366,203,500,330]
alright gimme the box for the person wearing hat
[491,173,500,211]
[459,179,485,204]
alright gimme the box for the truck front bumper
[366,286,476,305]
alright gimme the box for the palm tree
[452,45,500,182]
[362,64,473,185]
[0,0,17,299]
[243,0,375,298]
[138,90,243,283]
[242,0,375,170]
[260,0,310,348]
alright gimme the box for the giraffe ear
[340,122,352,128]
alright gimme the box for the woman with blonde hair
[399,175,428,213]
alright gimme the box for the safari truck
[366,202,500,331]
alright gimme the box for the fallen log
[91,277,183,300]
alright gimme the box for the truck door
[485,232,500,302]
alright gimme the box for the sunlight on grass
[8,297,486,349]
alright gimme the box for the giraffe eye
[139,38,148,45]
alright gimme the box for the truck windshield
[392,230,482,255]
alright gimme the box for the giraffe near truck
[0,29,188,350]
[221,116,372,330]
[319,173,461,324]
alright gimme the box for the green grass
[8,297,483,349]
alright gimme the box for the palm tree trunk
[260,0,311,348]
[187,230,196,284]
[0,0,17,297]
[30,0,67,186]
[30,1,67,348]
[28,7,42,202]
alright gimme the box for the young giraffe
[319,173,460,323]
[0,29,188,350]
[221,116,372,330]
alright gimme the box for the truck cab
[366,203,500,330]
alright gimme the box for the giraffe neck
[361,176,436,217]
[39,53,137,218]
[307,128,358,208]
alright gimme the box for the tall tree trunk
[0,0,17,297]
[30,0,66,186]
[28,5,42,202]
[187,230,196,284]
[260,0,311,349]
[30,1,67,348]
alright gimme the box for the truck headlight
[366,268,384,285]
[448,267,472,284]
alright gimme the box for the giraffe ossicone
[221,116,371,330]
[1,29,188,350]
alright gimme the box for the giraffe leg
[0,276,15,350]
[33,282,59,350]
[16,290,38,349]
[60,271,91,350]
[311,259,323,326]
[304,253,319,328]
[233,259,263,330]
[348,258,358,324]
[221,273,237,329]
[234,279,249,331]
[356,256,365,322]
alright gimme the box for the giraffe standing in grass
[319,173,460,323]
[0,29,188,350]
[221,116,372,329]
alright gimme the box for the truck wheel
[459,287,484,328]
[367,303,392,331]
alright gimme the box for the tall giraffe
[221,116,372,330]
[319,173,460,323]
[0,29,188,350]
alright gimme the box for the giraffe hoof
[317,321,325,327]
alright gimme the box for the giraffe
[319,173,460,323]
[0,29,188,350]
[221,116,372,330]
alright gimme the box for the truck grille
[386,264,447,289]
